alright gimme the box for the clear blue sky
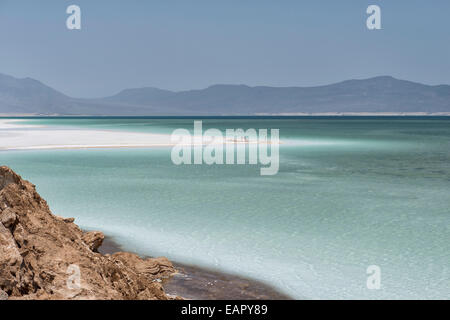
[0,0,449,97]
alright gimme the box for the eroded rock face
[0,166,176,300]
[82,231,105,252]
[0,208,17,228]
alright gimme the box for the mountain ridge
[0,73,449,115]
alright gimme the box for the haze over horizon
[2,72,450,99]
[1,72,449,115]
[0,0,449,98]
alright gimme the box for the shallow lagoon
[1,117,449,299]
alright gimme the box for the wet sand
[99,236,292,300]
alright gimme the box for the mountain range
[0,73,449,115]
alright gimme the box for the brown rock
[55,215,75,223]
[0,208,17,228]
[0,223,23,296]
[112,252,175,279]
[0,166,176,300]
[82,231,105,252]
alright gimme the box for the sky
[0,0,449,98]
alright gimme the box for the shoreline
[98,235,292,300]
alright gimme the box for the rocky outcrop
[82,231,105,252]
[0,166,176,300]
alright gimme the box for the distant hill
[0,73,69,114]
[0,73,449,115]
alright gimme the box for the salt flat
[0,119,270,151]
[0,119,175,150]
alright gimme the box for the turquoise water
[1,117,449,299]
